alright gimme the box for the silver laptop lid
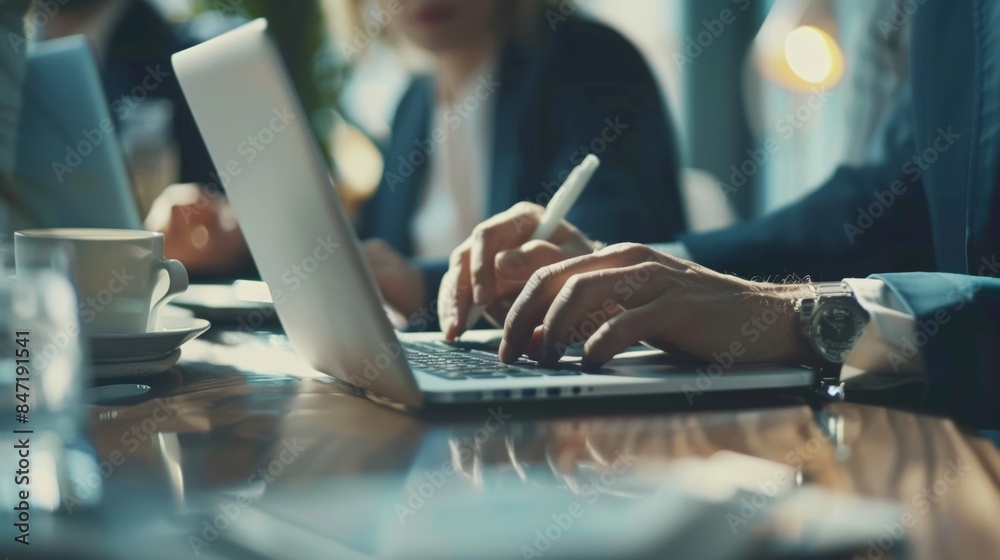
[173,20,421,407]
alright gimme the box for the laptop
[11,35,141,231]
[172,20,815,409]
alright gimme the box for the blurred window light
[753,0,846,93]
[784,25,844,88]
[748,0,861,213]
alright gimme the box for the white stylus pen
[464,154,602,330]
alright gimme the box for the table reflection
[59,334,1000,560]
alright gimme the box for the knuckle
[525,265,555,294]
[625,243,655,260]
[512,201,542,214]
[520,239,551,254]
[479,227,500,249]
[601,242,642,258]
[558,275,583,305]
[448,246,467,268]
[471,226,499,251]
[638,261,669,276]
[566,272,600,301]
[563,273,583,292]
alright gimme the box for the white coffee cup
[14,229,188,334]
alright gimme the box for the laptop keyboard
[403,341,581,380]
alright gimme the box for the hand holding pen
[439,155,602,340]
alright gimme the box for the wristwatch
[796,282,870,373]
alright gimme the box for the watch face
[808,302,868,363]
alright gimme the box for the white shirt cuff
[840,278,926,386]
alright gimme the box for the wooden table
[21,329,1000,560]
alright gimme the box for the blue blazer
[358,17,686,317]
[680,0,1000,426]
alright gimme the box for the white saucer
[90,316,211,364]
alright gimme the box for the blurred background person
[141,0,344,278]
[10,0,917,320]
[346,0,687,325]
[38,0,250,276]
[39,0,344,278]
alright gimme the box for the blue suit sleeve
[874,272,1000,427]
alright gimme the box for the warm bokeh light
[784,25,844,88]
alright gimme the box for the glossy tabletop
[18,329,1000,560]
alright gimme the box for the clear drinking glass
[0,244,99,520]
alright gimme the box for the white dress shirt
[650,242,924,383]
[411,65,496,259]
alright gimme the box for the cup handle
[148,259,189,331]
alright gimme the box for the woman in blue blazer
[357,0,685,327]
